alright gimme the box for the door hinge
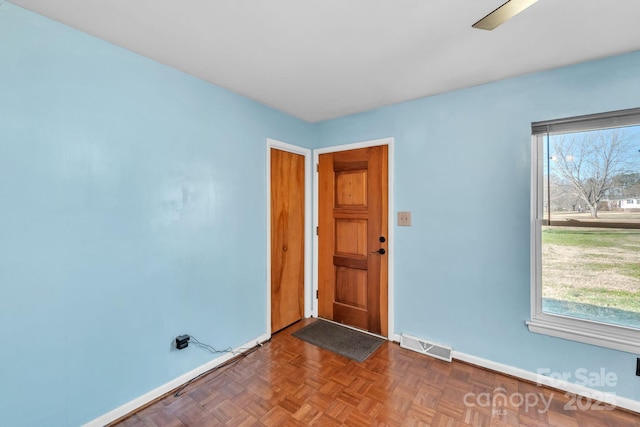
[316,290,319,299]
[316,163,319,172]
[316,226,318,235]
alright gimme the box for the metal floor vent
[400,333,452,362]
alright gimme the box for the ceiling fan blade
[472,0,538,30]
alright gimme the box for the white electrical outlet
[398,211,411,226]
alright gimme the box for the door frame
[266,138,313,338]
[313,137,395,339]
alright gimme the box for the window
[528,108,640,353]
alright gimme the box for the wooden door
[271,148,305,333]
[318,145,388,336]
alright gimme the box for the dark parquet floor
[113,319,639,426]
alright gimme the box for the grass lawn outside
[541,226,640,328]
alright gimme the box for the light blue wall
[316,51,640,401]
[3,1,640,425]
[0,3,312,426]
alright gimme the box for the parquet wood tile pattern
[113,319,639,426]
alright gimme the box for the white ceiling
[9,0,640,122]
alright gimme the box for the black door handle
[371,248,386,255]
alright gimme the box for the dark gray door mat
[292,319,385,362]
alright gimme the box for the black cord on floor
[173,339,269,397]
[189,335,235,355]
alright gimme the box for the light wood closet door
[271,148,305,333]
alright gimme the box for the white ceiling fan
[472,0,538,30]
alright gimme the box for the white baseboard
[452,351,640,414]
[393,334,638,413]
[82,333,271,427]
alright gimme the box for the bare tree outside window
[549,129,635,218]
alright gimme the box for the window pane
[541,125,640,329]
[544,127,640,226]
[541,226,640,328]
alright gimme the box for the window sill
[526,315,640,354]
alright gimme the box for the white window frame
[527,108,640,354]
